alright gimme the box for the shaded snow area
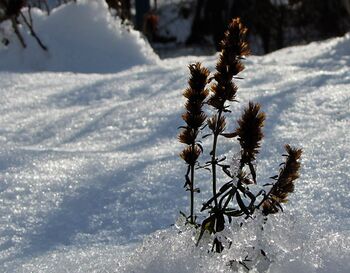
[0,0,158,73]
[0,2,349,273]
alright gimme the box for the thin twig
[11,16,26,48]
[20,10,48,51]
[210,110,223,208]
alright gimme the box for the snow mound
[262,32,350,68]
[0,0,158,73]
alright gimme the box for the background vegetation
[2,0,349,55]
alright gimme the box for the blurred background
[16,0,350,57]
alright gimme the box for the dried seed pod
[208,18,250,110]
[179,62,210,224]
[236,102,265,163]
[179,62,210,155]
[187,63,210,93]
[180,62,210,136]
[262,145,302,215]
[208,115,226,134]
[182,111,207,131]
[180,145,202,168]
[178,128,197,145]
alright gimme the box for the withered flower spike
[236,102,265,162]
[208,18,250,110]
[182,112,207,130]
[178,128,197,145]
[180,62,210,132]
[179,62,210,158]
[206,18,250,212]
[179,62,210,224]
[262,145,302,215]
[188,63,210,92]
[220,18,250,58]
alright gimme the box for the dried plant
[260,145,302,215]
[179,62,209,224]
[207,17,249,212]
[235,102,265,183]
[178,18,302,261]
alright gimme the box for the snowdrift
[0,4,349,272]
[0,0,158,73]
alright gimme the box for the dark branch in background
[0,0,47,51]
[187,0,350,54]
[11,16,26,48]
[28,0,50,15]
[20,10,47,51]
[0,0,26,47]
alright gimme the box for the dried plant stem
[190,154,195,223]
[256,188,272,210]
[210,110,223,208]
[179,62,210,224]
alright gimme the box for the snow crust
[0,2,349,272]
[0,0,158,73]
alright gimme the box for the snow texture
[0,0,158,73]
[0,1,349,272]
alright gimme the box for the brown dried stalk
[178,19,302,257]
[208,18,250,208]
[208,17,250,110]
[179,62,209,224]
[235,102,265,183]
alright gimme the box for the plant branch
[210,109,223,208]
[190,144,195,223]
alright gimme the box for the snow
[0,0,158,73]
[156,2,193,44]
[0,1,349,272]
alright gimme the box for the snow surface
[0,1,349,272]
[0,0,158,73]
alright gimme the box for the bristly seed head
[187,63,210,93]
[220,18,250,62]
[178,128,197,145]
[180,145,202,166]
[179,62,210,164]
[262,145,302,215]
[182,111,207,130]
[236,102,265,162]
[208,18,250,110]
[180,62,209,131]
[179,63,210,224]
